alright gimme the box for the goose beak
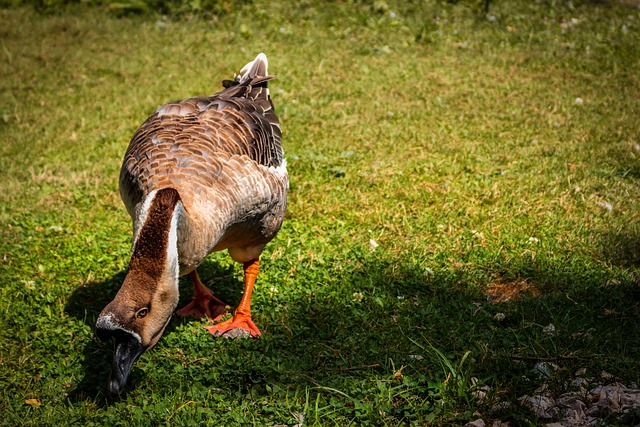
[108,332,146,394]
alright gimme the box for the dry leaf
[25,398,41,407]
[393,366,404,381]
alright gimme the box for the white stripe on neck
[166,200,183,280]
[132,190,158,249]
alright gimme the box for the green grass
[1,0,640,425]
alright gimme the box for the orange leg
[175,270,229,321]
[205,259,261,338]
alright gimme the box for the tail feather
[221,53,273,101]
[238,53,268,83]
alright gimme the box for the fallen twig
[326,364,381,371]
[510,354,577,361]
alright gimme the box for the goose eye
[135,307,149,319]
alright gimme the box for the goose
[95,53,288,394]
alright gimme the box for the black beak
[106,331,146,394]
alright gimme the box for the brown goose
[95,53,288,394]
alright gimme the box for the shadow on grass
[64,271,124,405]
[601,227,640,269]
[64,260,240,404]
[64,249,640,411]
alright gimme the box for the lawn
[1,0,639,425]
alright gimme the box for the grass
[1,0,639,425]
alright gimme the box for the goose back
[119,55,288,273]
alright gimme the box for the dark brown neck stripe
[129,188,181,279]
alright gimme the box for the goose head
[96,188,182,394]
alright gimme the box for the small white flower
[21,279,36,290]
[574,97,584,105]
[542,323,556,336]
[369,239,379,251]
[269,286,279,295]
[596,201,613,212]
[353,292,364,302]
[494,312,506,321]
[528,237,539,244]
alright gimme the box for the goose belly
[175,159,288,275]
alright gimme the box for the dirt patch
[485,279,541,303]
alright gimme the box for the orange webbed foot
[175,294,229,320]
[176,271,229,320]
[205,313,261,339]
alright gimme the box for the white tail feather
[238,53,268,84]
